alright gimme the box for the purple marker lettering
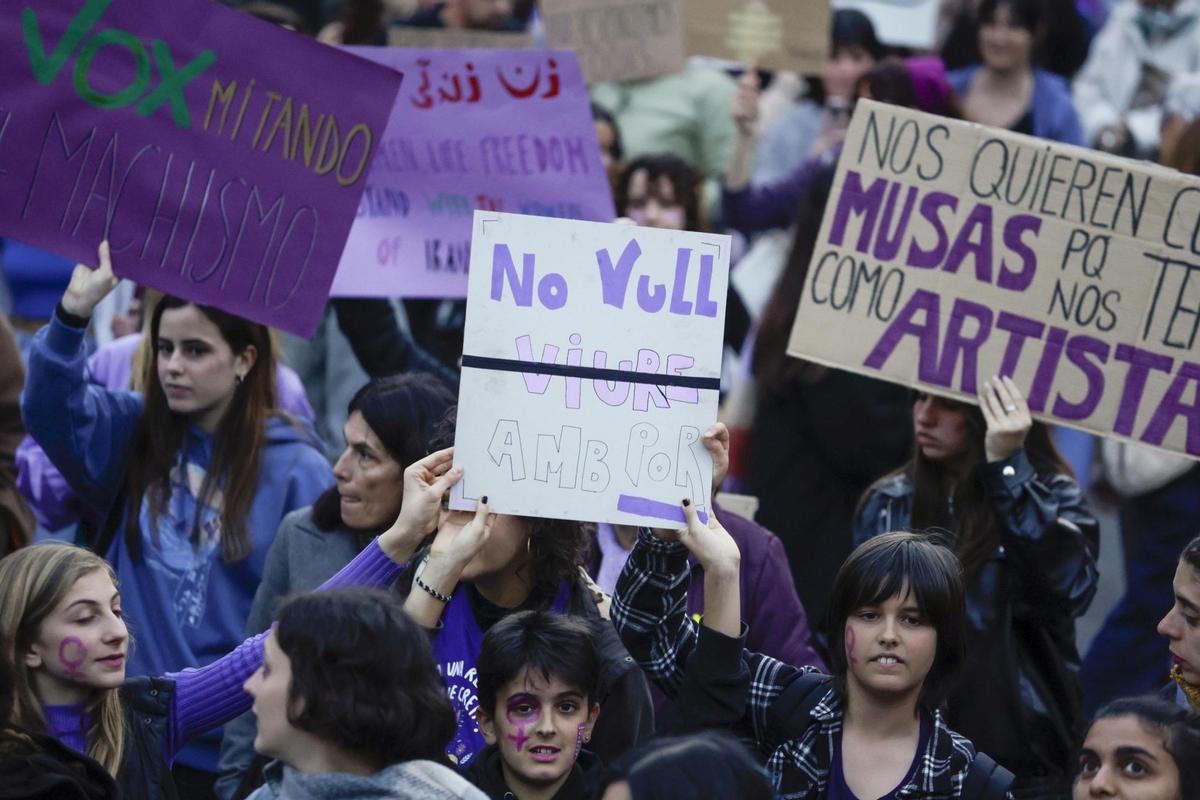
[845,626,857,666]
[574,723,587,760]
[59,636,88,679]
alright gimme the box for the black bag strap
[962,752,1016,800]
[764,672,834,745]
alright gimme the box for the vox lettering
[22,0,216,129]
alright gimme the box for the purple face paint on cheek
[505,694,540,752]
[845,625,857,666]
[59,637,88,679]
[574,723,586,760]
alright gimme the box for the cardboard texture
[450,211,730,526]
[833,0,939,50]
[541,0,685,83]
[331,47,615,298]
[788,99,1200,459]
[683,0,828,74]
[0,0,402,337]
[387,27,534,49]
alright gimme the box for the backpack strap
[962,752,1016,800]
[764,672,835,745]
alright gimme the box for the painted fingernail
[682,498,691,507]
[481,495,488,504]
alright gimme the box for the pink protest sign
[330,48,615,299]
[0,0,403,337]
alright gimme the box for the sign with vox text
[789,99,1200,459]
[450,212,730,526]
[0,0,403,337]
[331,48,615,298]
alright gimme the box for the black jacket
[853,448,1100,788]
[114,677,178,800]
[0,723,118,800]
[464,744,599,800]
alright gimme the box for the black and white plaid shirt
[613,529,982,799]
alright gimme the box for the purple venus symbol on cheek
[505,696,538,752]
[845,626,857,666]
[59,637,88,679]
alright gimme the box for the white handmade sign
[450,211,730,526]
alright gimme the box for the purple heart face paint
[845,625,857,666]
[490,668,595,794]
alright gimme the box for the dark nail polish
[682,498,691,507]
[481,495,488,504]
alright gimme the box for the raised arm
[166,448,461,758]
[20,242,141,522]
[979,377,1099,618]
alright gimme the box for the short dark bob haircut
[825,531,967,708]
[477,611,600,715]
[615,153,705,232]
[273,589,456,766]
[600,731,774,800]
[1086,695,1200,798]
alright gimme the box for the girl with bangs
[0,446,472,799]
[613,509,1011,799]
[854,379,1099,797]
[19,243,332,794]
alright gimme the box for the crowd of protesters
[3,0,1200,797]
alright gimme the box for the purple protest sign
[0,0,402,337]
[330,48,615,298]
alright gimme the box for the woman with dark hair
[854,380,1100,797]
[1074,695,1200,800]
[949,0,1085,144]
[242,590,484,799]
[218,405,653,798]
[20,243,332,795]
[216,374,455,798]
[745,162,913,635]
[738,9,885,186]
[598,731,774,800]
[614,154,705,232]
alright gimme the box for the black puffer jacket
[853,448,1099,795]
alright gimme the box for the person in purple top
[0,446,471,800]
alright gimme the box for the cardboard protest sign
[541,0,685,84]
[833,0,939,50]
[450,211,730,526]
[0,0,402,337]
[387,27,534,49]
[788,99,1200,459]
[331,48,615,298]
[683,0,828,75]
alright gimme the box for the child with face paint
[0,447,474,800]
[614,506,1014,799]
[465,611,602,800]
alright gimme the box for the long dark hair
[311,374,456,534]
[878,394,1072,578]
[122,297,276,563]
[751,162,837,399]
[274,589,457,765]
[805,9,885,106]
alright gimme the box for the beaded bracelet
[414,573,452,604]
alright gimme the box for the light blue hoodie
[22,314,333,771]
